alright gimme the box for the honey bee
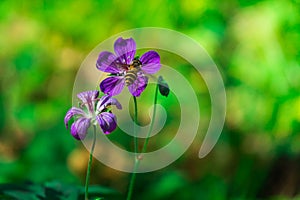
[125,58,142,86]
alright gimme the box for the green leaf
[0,182,45,200]
[44,181,80,200]
[78,185,118,195]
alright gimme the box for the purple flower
[96,37,161,97]
[64,90,122,140]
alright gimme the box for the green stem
[127,86,159,200]
[141,84,159,153]
[133,96,138,154]
[85,125,97,200]
[126,96,139,200]
[126,164,138,200]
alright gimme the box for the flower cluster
[65,37,166,139]
[64,37,171,200]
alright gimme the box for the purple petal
[140,51,161,74]
[97,95,122,112]
[96,51,121,73]
[77,90,99,103]
[96,112,117,134]
[128,72,148,97]
[64,107,85,129]
[97,95,111,110]
[70,117,91,140]
[100,76,125,96]
[114,37,136,65]
[77,90,99,113]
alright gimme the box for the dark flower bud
[158,76,170,97]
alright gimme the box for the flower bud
[158,76,170,97]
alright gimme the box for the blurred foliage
[0,0,300,199]
[0,181,120,199]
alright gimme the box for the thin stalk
[141,84,159,153]
[126,163,138,200]
[133,96,138,154]
[127,86,159,200]
[85,125,97,200]
[126,96,139,200]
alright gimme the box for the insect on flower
[124,57,142,86]
[96,37,161,97]
[64,90,122,140]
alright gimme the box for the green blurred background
[0,0,300,199]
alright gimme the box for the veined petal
[64,107,85,129]
[77,90,99,113]
[114,37,136,65]
[128,72,148,97]
[96,51,120,73]
[77,90,99,103]
[96,95,122,112]
[70,117,91,140]
[96,112,117,134]
[100,76,125,96]
[140,51,161,74]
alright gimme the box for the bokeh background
[1,0,300,199]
